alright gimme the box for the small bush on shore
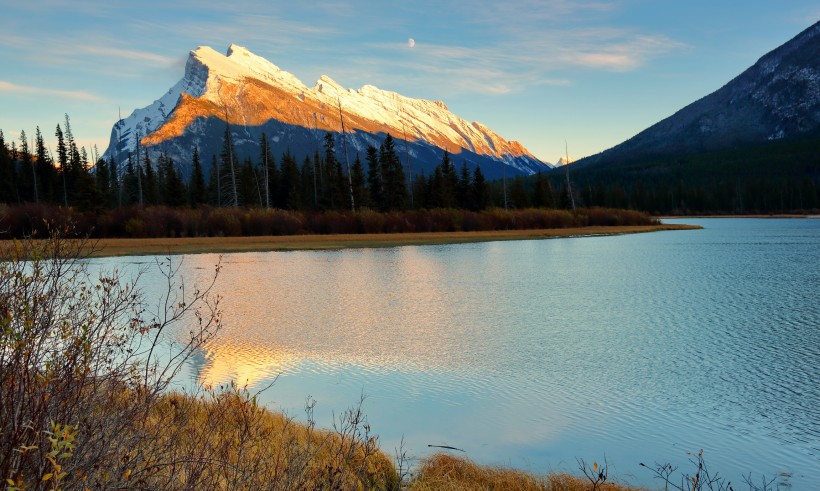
[406,454,643,491]
[0,229,396,490]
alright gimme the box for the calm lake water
[99,218,820,488]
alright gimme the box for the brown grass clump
[407,454,645,491]
[116,386,398,490]
[0,204,660,239]
[0,229,396,490]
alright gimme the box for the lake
[99,218,820,488]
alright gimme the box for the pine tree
[300,156,316,209]
[350,154,367,209]
[259,133,277,208]
[207,155,221,206]
[435,150,457,208]
[427,162,448,208]
[323,133,345,210]
[34,127,55,203]
[18,130,35,202]
[120,153,135,205]
[189,147,207,207]
[143,153,158,205]
[220,124,239,206]
[54,125,69,206]
[471,165,488,210]
[380,134,407,210]
[456,162,471,209]
[412,170,428,209]
[532,171,554,208]
[279,151,301,210]
[239,157,260,207]
[109,156,121,208]
[559,183,574,210]
[0,130,16,203]
[159,154,186,207]
[95,158,111,207]
[510,176,529,209]
[365,145,383,211]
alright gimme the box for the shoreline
[660,214,815,218]
[63,223,701,258]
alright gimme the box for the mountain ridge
[576,20,820,168]
[103,45,547,179]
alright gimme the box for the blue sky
[1,1,818,164]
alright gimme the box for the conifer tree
[220,124,239,206]
[160,154,186,207]
[472,165,488,210]
[143,153,158,205]
[0,130,16,203]
[259,133,277,208]
[300,156,316,209]
[54,125,70,206]
[18,130,36,202]
[510,176,529,209]
[366,145,383,211]
[239,157,260,207]
[532,171,554,208]
[279,151,301,210]
[188,146,207,207]
[34,126,55,203]
[122,153,139,206]
[380,134,407,210]
[323,133,345,209]
[207,155,221,206]
[412,171,428,209]
[95,158,111,207]
[108,156,121,208]
[430,164,446,208]
[456,162,471,209]
[350,154,367,209]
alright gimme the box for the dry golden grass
[127,388,399,490]
[57,224,700,257]
[407,454,646,491]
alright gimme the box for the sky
[1,1,818,165]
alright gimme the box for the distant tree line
[0,118,574,214]
[549,135,820,215]
[5,116,815,217]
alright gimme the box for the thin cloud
[74,46,177,65]
[0,80,103,101]
[336,27,683,96]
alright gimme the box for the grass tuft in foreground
[407,454,644,491]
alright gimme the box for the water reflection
[98,219,819,489]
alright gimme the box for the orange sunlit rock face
[140,45,539,161]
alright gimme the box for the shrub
[0,229,396,490]
[357,208,386,234]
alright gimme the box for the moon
[408,38,415,48]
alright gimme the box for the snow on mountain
[103,45,546,177]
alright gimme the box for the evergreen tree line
[558,177,818,214]
[0,116,99,209]
[1,120,573,213]
[551,135,820,214]
[4,117,817,216]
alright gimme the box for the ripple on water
[94,218,820,489]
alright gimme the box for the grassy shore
[62,223,701,257]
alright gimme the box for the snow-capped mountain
[577,20,820,168]
[103,44,547,179]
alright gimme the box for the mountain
[577,20,820,168]
[102,44,548,179]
